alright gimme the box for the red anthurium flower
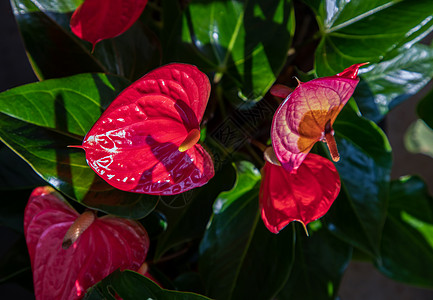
[259,153,340,234]
[24,186,150,300]
[70,0,148,49]
[78,63,214,195]
[271,63,367,172]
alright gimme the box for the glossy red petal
[271,63,365,172]
[24,187,150,300]
[259,154,340,234]
[70,0,148,47]
[82,63,214,195]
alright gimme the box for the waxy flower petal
[24,186,150,300]
[271,63,366,172]
[81,63,214,195]
[70,0,148,48]
[260,154,340,234]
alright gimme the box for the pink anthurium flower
[70,0,148,49]
[24,186,150,300]
[259,153,340,234]
[271,63,367,172]
[76,63,214,195]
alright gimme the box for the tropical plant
[2,0,433,299]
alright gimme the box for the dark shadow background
[1,1,433,299]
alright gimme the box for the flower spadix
[260,153,340,234]
[79,63,214,195]
[271,63,367,172]
[24,186,150,300]
[70,0,148,49]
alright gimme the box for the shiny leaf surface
[166,0,295,102]
[24,186,150,300]
[376,176,433,287]
[70,0,148,47]
[0,73,159,218]
[199,161,295,300]
[11,0,159,80]
[260,154,340,234]
[313,0,433,76]
[324,104,392,257]
[355,44,433,122]
[82,64,214,195]
[277,223,352,300]
[12,0,82,13]
[271,63,364,172]
[85,270,211,300]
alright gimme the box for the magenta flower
[260,153,340,234]
[70,0,148,49]
[24,186,150,299]
[271,63,367,172]
[79,63,215,195]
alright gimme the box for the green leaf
[375,176,433,288]
[84,270,211,300]
[0,74,159,218]
[12,0,82,13]
[314,0,433,76]
[199,161,295,300]
[166,0,295,102]
[277,222,352,300]
[11,0,160,80]
[355,43,433,123]
[324,104,392,257]
[154,162,237,260]
[405,119,433,159]
[417,85,433,130]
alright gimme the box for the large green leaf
[166,0,295,102]
[11,0,160,80]
[0,74,159,218]
[354,43,433,123]
[313,0,433,76]
[375,176,433,288]
[405,119,433,159]
[277,222,352,300]
[85,270,211,300]
[199,161,295,300]
[153,162,237,260]
[323,104,392,257]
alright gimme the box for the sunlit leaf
[355,43,433,122]
[165,0,295,102]
[0,73,159,218]
[313,0,433,76]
